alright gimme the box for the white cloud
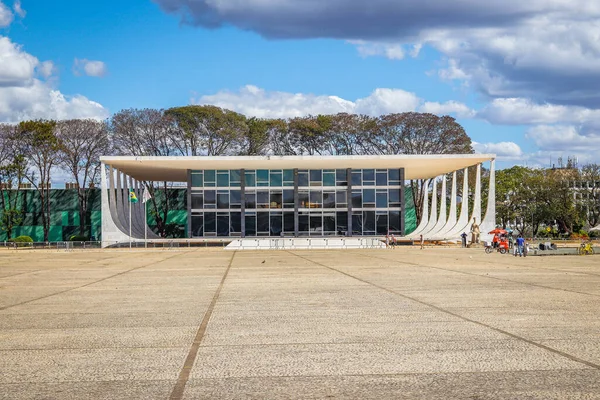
[0,36,108,122]
[13,0,25,18]
[0,1,13,27]
[350,41,405,60]
[0,36,38,85]
[194,85,470,119]
[154,0,600,107]
[526,125,600,152]
[472,141,523,160]
[73,58,107,77]
[421,100,475,118]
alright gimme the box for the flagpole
[144,199,147,248]
[129,195,132,250]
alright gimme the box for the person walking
[391,233,397,249]
[460,232,467,248]
[516,235,525,257]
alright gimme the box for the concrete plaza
[1,247,600,399]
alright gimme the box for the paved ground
[1,247,600,399]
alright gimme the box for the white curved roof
[100,154,495,182]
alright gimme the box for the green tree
[166,105,248,156]
[578,163,600,228]
[0,124,26,239]
[56,119,111,236]
[17,120,59,242]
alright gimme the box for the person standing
[420,234,424,250]
[460,232,467,248]
[391,233,397,249]
[516,235,525,257]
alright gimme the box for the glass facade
[189,168,404,237]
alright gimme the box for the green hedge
[8,235,33,247]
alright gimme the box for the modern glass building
[99,154,496,244]
[189,168,404,238]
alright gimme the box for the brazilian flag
[129,190,138,203]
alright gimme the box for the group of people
[385,233,398,249]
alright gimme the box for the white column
[480,159,496,242]
[446,167,470,238]
[434,171,458,239]
[428,175,448,237]
[408,179,430,237]
[421,177,439,238]
[470,163,482,230]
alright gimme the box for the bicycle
[578,240,594,256]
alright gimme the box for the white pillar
[428,175,448,237]
[480,159,496,242]
[408,179,430,237]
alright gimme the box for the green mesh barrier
[0,188,187,241]
[404,185,417,235]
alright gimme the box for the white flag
[142,189,152,203]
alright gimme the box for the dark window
[336,190,347,207]
[310,170,322,185]
[376,213,388,235]
[204,170,216,187]
[230,212,242,233]
[363,169,375,182]
[230,170,241,187]
[376,191,388,208]
[204,190,216,208]
[363,211,375,233]
[363,189,375,205]
[376,171,387,186]
[270,170,283,187]
[298,191,309,208]
[270,191,282,208]
[310,214,322,233]
[191,214,203,237]
[351,171,362,186]
[191,192,203,209]
[298,213,309,234]
[284,212,295,233]
[336,169,348,186]
[217,213,229,236]
[217,171,229,187]
[230,190,241,208]
[323,191,335,208]
[336,211,348,234]
[389,169,400,184]
[389,211,401,233]
[204,212,216,233]
[351,190,362,208]
[283,169,294,186]
[270,213,282,236]
[257,170,269,186]
[217,192,229,209]
[257,190,269,208]
[191,173,203,187]
[310,190,322,208]
[298,170,309,187]
[323,171,335,186]
[245,192,256,209]
[323,214,335,232]
[352,213,362,234]
[283,189,295,208]
[257,212,269,233]
[245,171,256,187]
[389,189,401,207]
[245,215,256,236]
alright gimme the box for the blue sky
[1,0,599,170]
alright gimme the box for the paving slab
[0,247,599,399]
